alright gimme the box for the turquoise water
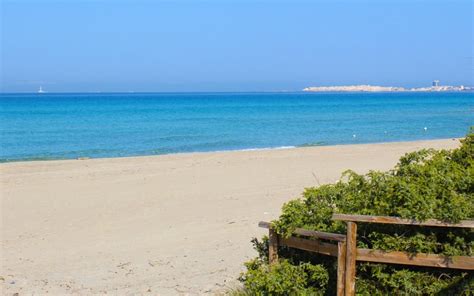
[0,92,473,162]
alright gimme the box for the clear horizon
[2,88,474,94]
[1,0,473,92]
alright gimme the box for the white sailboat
[38,86,45,93]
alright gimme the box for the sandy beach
[1,139,460,295]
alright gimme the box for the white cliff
[303,84,471,92]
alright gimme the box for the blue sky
[1,0,472,92]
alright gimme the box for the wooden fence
[259,214,474,296]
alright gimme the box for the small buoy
[353,134,356,138]
[424,127,428,131]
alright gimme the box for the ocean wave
[0,148,120,163]
[0,156,67,163]
[297,141,327,147]
[238,146,296,152]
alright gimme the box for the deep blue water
[0,92,473,162]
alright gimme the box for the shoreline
[1,138,462,294]
[0,137,462,165]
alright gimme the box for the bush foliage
[239,129,474,295]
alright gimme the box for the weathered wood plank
[332,214,474,228]
[258,221,272,228]
[268,228,279,264]
[294,228,347,242]
[345,222,357,296]
[279,236,338,256]
[356,249,474,270]
[337,241,346,296]
[259,221,346,242]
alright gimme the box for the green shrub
[239,129,474,295]
[239,259,328,295]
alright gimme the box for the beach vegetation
[238,128,474,295]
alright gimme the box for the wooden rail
[332,214,474,228]
[356,249,474,269]
[280,236,339,256]
[258,221,346,293]
[259,214,474,296]
[258,221,346,242]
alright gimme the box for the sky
[1,0,473,92]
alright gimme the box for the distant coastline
[303,84,473,92]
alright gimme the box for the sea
[0,92,473,162]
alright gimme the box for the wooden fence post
[345,222,357,296]
[268,228,279,264]
[337,241,347,296]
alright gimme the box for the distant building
[432,80,440,87]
